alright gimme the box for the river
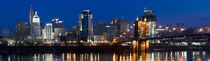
[1,50,209,61]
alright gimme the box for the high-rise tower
[79,10,94,41]
[13,22,28,41]
[2,28,9,39]
[133,9,157,51]
[42,23,54,40]
[52,18,64,31]
[31,11,41,36]
[29,6,34,26]
[139,10,157,37]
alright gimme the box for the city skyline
[0,1,210,61]
[1,0,210,34]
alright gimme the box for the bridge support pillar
[132,40,149,51]
[139,40,149,51]
[132,40,139,51]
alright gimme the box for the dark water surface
[1,51,210,61]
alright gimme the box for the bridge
[116,26,210,51]
[118,32,210,43]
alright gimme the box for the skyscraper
[106,18,129,40]
[1,28,9,44]
[110,18,129,35]
[79,10,94,41]
[52,18,64,29]
[29,6,34,26]
[31,11,41,36]
[94,22,106,35]
[133,10,156,51]
[71,25,80,36]
[13,22,28,41]
[42,23,54,41]
[139,10,157,37]
[2,28,9,39]
[51,18,66,42]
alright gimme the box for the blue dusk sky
[0,0,210,34]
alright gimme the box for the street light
[166,26,169,30]
[173,28,176,31]
[180,28,185,32]
[132,24,135,26]
[120,35,123,37]
[199,28,203,32]
[130,26,133,29]
[159,25,162,28]
[153,24,156,27]
[123,32,126,35]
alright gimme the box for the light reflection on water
[1,51,210,61]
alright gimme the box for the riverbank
[149,45,210,51]
[0,46,132,54]
[0,45,209,54]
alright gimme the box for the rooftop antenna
[144,7,147,11]
[30,4,32,8]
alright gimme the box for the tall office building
[71,25,80,36]
[79,10,94,41]
[42,23,54,40]
[30,11,41,36]
[29,7,34,36]
[2,28,9,39]
[139,10,157,37]
[94,22,106,35]
[104,18,129,41]
[52,18,64,29]
[51,18,66,42]
[1,28,9,44]
[110,18,129,35]
[29,7,34,26]
[133,10,156,51]
[13,22,28,41]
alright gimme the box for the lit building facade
[107,18,129,40]
[79,10,94,41]
[139,10,157,37]
[52,18,64,31]
[110,18,129,35]
[42,23,54,41]
[54,28,67,42]
[51,18,66,42]
[88,35,106,43]
[133,10,157,51]
[30,11,41,36]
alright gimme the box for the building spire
[35,11,37,15]
[136,17,139,21]
[30,4,32,8]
